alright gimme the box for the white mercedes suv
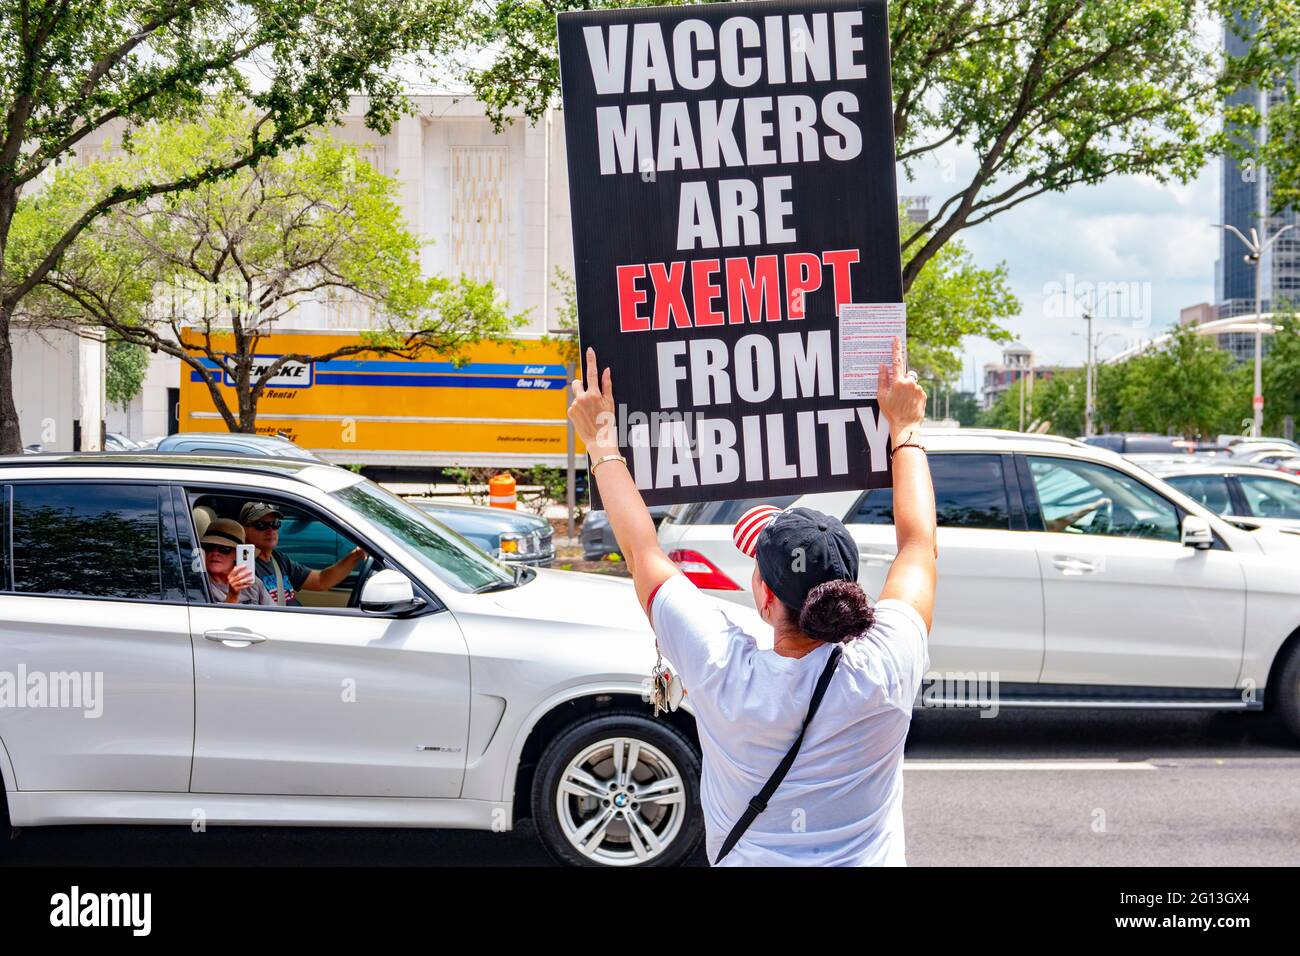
[657,430,1300,739]
[0,454,763,867]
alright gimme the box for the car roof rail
[0,452,316,478]
[926,427,1083,446]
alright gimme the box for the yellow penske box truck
[178,329,583,470]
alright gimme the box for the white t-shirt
[649,572,930,867]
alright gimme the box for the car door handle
[858,548,896,565]
[1052,555,1099,575]
[204,629,268,646]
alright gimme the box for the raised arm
[876,337,937,631]
[567,347,679,616]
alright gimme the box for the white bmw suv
[0,454,763,866]
[658,430,1300,739]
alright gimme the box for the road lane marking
[903,760,1157,771]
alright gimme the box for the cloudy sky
[900,146,1222,395]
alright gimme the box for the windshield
[331,481,516,593]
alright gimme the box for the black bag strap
[713,645,843,865]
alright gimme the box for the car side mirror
[359,569,426,615]
[1181,515,1214,550]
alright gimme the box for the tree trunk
[0,302,22,454]
[236,378,258,433]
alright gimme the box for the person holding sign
[568,337,936,866]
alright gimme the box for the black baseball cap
[753,507,860,610]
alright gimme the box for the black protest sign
[558,0,903,507]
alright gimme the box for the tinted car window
[849,486,895,524]
[1083,435,1124,453]
[1165,474,1233,514]
[848,454,1010,529]
[1237,474,1300,519]
[1028,456,1180,541]
[673,496,801,526]
[1123,437,1181,454]
[1084,435,1180,454]
[11,483,162,599]
[171,487,209,602]
[0,485,9,589]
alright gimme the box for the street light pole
[1017,353,1027,432]
[1213,222,1295,438]
[1253,242,1264,438]
[1082,308,1095,438]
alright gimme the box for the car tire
[1274,642,1300,743]
[532,710,703,867]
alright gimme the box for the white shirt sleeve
[648,572,754,694]
[847,598,930,711]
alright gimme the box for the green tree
[543,266,581,371]
[459,0,1273,291]
[946,389,983,427]
[105,335,149,409]
[1094,358,1140,433]
[19,103,523,433]
[978,368,1084,436]
[1262,308,1300,435]
[0,0,467,453]
[1090,324,1245,438]
[1029,370,1086,437]
[902,213,1017,383]
[977,378,1024,430]
[1230,2,1300,211]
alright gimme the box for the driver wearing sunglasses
[240,501,368,607]
[202,519,275,605]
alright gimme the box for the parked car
[1081,433,1194,455]
[1238,450,1300,475]
[1222,437,1300,455]
[408,499,555,568]
[658,429,1300,735]
[1227,442,1300,461]
[581,505,674,560]
[1144,461,1300,533]
[0,453,763,865]
[103,432,140,452]
[151,431,327,462]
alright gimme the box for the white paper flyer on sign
[838,303,907,400]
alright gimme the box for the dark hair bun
[798,579,874,644]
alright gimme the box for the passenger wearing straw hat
[202,518,275,606]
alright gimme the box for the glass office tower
[1218,19,1300,324]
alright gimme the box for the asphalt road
[3,709,1297,867]
[903,707,1300,867]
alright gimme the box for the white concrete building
[12,325,106,451]
[17,94,576,447]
